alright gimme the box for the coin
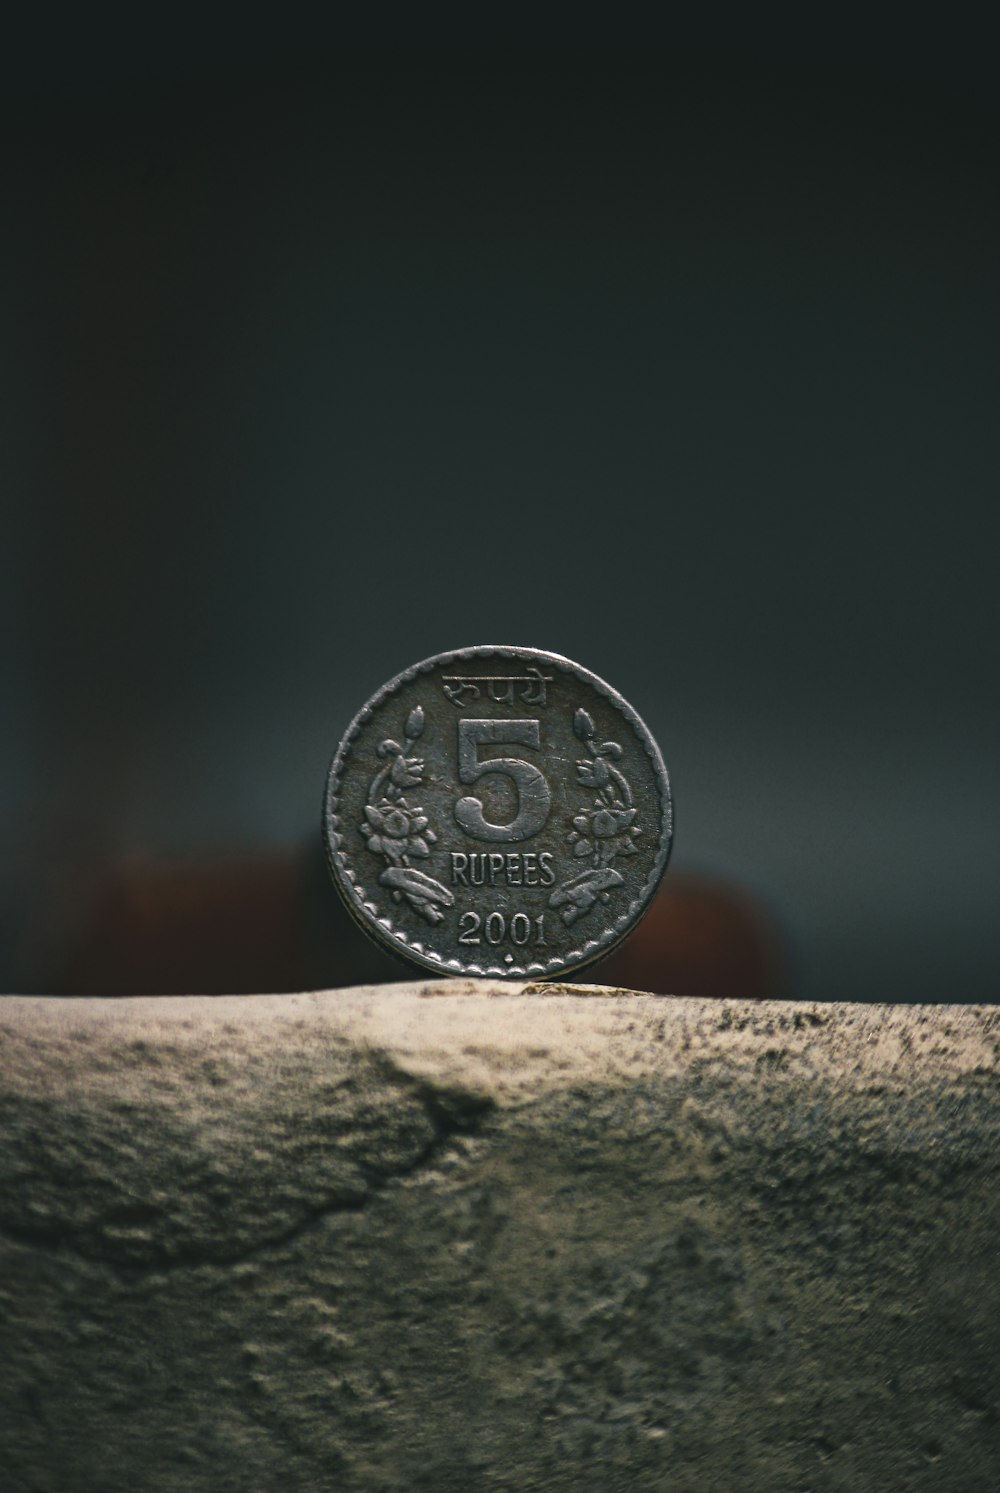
[323,646,673,980]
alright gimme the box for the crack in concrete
[0,1060,495,1282]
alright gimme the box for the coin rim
[323,645,673,979]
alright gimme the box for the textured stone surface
[1,984,998,1491]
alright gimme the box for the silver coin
[323,645,672,980]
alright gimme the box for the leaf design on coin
[359,706,454,924]
[549,710,641,925]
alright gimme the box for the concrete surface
[1,983,998,1490]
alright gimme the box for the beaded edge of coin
[323,645,673,979]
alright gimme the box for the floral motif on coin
[549,708,640,926]
[359,705,454,925]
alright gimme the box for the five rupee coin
[323,645,672,980]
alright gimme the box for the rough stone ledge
[1,984,998,1491]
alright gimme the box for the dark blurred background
[3,16,998,1000]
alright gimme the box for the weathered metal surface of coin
[323,646,672,979]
